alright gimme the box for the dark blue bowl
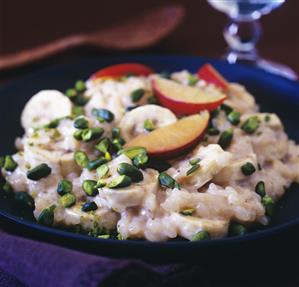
[0,55,298,261]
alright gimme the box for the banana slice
[21,90,72,130]
[119,105,177,142]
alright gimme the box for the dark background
[0,0,298,78]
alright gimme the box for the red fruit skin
[90,63,154,79]
[197,64,228,90]
[152,79,226,115]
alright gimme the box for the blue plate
[0,55,298,261]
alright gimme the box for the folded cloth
[0,231,186,287]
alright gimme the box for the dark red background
[0,0,298,78]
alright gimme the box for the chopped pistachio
[43,118,60,129]
[0,156,4,168]
[241,162,256,176]
[207,127,220,136]
[65,88,77,98]
[188,74,198,86]
[180,208,195,216]
[144,119,155,132]
[186,163,200,176]
[228,222,247,236]
[81,127,104,142]
[74,116,89,129]
[73,94,89,106]
[72,106,85,117]
[262,195,275,216]
[265,114,271,122]
[82,201,98,212]
[118,147,147,159]
[130,89,145,103]
[117,162,143,182]
[87,158,107,171]
[132,153,149,169]
[158,172,180,189]
[27,163,51,181]
[74,151,89,168]
[95,138,111,154]
[82,180,99,196]
[147,95,158,105]
[218,128,233,149]
[191,230,210,241]
[96,163,109,179]
[59,193,76,208]
[107,175,132,189]
[241,116,260,134]
[210,108,220,118]
[125,105,140,112]
[255,181,266,197]
[57,179,73,196]
[73,129,83,140]
[37,205,56,226]
[75,80,86,92]
[92,108,114,123]
[4,156,18,172]
[227,111,241,125]
[189,158,200,165]
[98,234,110,239]
[220,104,233,115]
[112,127,121,139]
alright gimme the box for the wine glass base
[224,51,298,81]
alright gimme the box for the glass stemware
[207,0,298,80]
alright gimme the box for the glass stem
[223,18,262,64]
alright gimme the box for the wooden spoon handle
[0,35,86,71]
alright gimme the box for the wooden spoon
[0,5,184,71]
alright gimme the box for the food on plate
[1,63,298,242]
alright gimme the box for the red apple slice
[124,112,209,158]
[152,77,226,115]
[90,63,154,80]
[197,64,228,90]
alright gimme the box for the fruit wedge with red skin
[152,77,226,115]
[90,63,154,80]
[124,112,209,158]
[197,64,229,90]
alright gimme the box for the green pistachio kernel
[0,156,5,168]
[158,172,180,189]
[72,106,85,117]
[112,127,121,139]
[186,163,200,176]
[117,163,143,182]
[210,108,220,118]
[227,111,241,125]
[74,116,89,129]
[189,158,200,166]
[191,230,210,241]
[73,94,89,106]
[218,128,233,149]
[241,116,260,134]
[73,130,83,140]
[65,88,77,98]
[82,201,98,212]
[144,119,155,132]
[59,193,76,208]
[57,179,73,196]
[96,179,106,188]
[98,234,110,239]
[255,181,266,197]
[4,155,18,172]
[96,164,109,179]
[241,162,256,176]
[220,104,233,115]
[95,138,111,154]
[82,180,99,196]
[130,88,145,103]
[118,147,147,159]
[180,208,195,216]
[81,127,104,142]
[37,205,56,226]
[87,158,107,171]
[107,175,132,189]
[43,118,61,129]
[132,153,149,169]
[14,192,34,208]
[262,195,275,216]
[104,152,111,161]
[264,114,271,122]
[74,151,89,168]
[75,80,86,92]
[27,163,51,181]
[92,108,114,123]
[188,74,198,86]
[228,222,247,236]
[207,127,220,136]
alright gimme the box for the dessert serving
[1,62,298,241]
